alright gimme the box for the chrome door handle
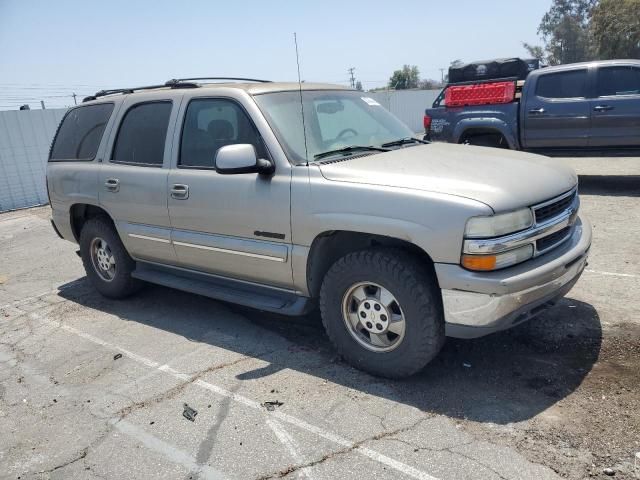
[594,105,613,112]
[104,178,120,192]
[170,184,189,199]
[528,108,545,115]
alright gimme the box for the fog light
[462,244,534,271]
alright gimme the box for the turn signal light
[461,254,497,271]
[461,244,534,271]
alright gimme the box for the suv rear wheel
[319,248,444,378]
[79,217,141,298]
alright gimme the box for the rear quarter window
[49,103,114,161]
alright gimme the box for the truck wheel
[79,217,141,299]
[319,248,444,378]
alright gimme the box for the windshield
[254,90,415,164]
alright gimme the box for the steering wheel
[335,128,358,141]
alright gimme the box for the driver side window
[180,98,268,168]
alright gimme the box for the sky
[0,0,552,110]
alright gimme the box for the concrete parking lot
[1,157,638,480]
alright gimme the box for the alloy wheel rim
[90,237,116,282]
[341,282,406,352]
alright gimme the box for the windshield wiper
[381,137,429,148]
[313,145,390,161]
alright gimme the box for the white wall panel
[368,89,440,133]
[0,108,67,212]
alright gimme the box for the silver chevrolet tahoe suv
[46,78,592,378]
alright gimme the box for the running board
[132,263,312,316]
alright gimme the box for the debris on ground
[182,403,198,422]
[262,400,284,412]
[463,362,472,368]
[113,353,123,360]
[603,467,615,476]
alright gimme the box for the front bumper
[436,215,591,339]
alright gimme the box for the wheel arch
[454,118,517,149]
[305,230,438,299]
[69,203,115,242]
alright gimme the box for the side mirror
[214,144,274,175]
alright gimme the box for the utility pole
[72,93,77,105]
[348,67,356,89]
[40,100,45,109]
[439,68,446,84]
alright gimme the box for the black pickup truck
[425,59,640,150]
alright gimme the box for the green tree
[527,0,597,65]
[355,80,363,91]
[522,42,545,62]
[591,0,640,59]
[388,65,420,89]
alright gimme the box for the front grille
[536,226,571,252]
[534,190,576,224]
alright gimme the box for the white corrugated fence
[368,89,440,133]
[0,108,67,212]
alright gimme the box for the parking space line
[112,419,227,480]
[266,418,314,480]
[585,269,639,279]
[29,311,440,480]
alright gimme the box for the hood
[317,143,578,212]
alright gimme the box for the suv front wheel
[79,217,141,298]
[319,248,445,378]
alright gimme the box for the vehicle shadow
[57,278,601,425]
[578,174,640,197]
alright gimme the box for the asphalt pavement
[1,156,638,480]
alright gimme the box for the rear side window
[535,70,588,99]
[180,98,267,168]
[597,66,640,97]
[112,101,172,166]
[49,103,114,161]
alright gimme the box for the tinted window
[180,99,267,168]
[536,70,588,99]
[597,66,640,97]
[112,102,172,166]
[50,103,114,161]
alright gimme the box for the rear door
[523,68,591,148]
[589,64,640,147]
[98,95,180,264]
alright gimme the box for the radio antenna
[294,32,309,165]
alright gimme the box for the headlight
[461,244,534,271]
[465,208,533,238]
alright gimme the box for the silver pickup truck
[47,78,591,378]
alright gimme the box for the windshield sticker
[361,97,381,106]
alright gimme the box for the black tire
[319,248,445,378]
[79,217,141,299]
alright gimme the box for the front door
[167,96,293,288]
[589,65,640,147]
[98,96,178,264]
[523,68,591,148]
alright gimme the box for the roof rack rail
[164,77,272,86]
[82,77,272,102]
[83,84,167,102]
